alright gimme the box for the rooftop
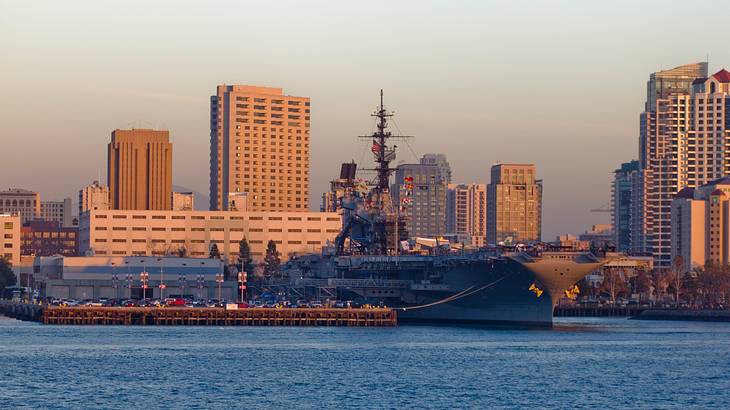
[713,69,730,83]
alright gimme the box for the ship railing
[293,278,412,289]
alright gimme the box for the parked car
[206,299,226,308]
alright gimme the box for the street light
[197,274,204,300]
[180,262,187,299]
[238,271,247,303]
[140,270,149,300]
[112,273,119,300]
[126,273,133,300]
[157,257,166,300]
[111,261,118,300]
[125,260,132,299]
[215,273,224,303]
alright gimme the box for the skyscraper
[446,183,487,246]
[420,153,452,184]
[209,85,310,212]
[637,63,730,268]
[612,160,641,252]
[107,129,172,211]
[487,164,542,244]
[393,162,447,238]
[639,62,707,267]
[79,181,110,214]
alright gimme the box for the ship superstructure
[286,92,607,326]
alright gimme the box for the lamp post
[140,270,149,300]
[197,274,204,300]
[238,271,247,303]
[112,273,119,300]
[215,273,224,303]
[126,273,133,300]
[111,261,118,300]
[158,257,166,300]
[180,262,187,299]
[141,259,147,299]
[125,260,132,299]
[179,274,185,298]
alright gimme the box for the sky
[2,0,730,239]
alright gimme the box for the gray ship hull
[287,252,605,327]
[391,254,603,327]
[398,270,553,326]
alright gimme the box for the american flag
[371,140,381,154]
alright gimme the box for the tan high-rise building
[210,85,310,212]
[108,129,172,211]
[671,177,730,272]
[487,164,542,244]
[79,181,110,214]
[1,214,21,266]
[446,183,487,247]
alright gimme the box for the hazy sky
[2,0,730,239]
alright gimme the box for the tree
[695,263,730,309]
[599,268,629,304]
[237,237,255,274]
[651,270,669,302]
[666,256,685,305]
[177,246,187,258]
[634,270,652,303]
[263,240,281,278]
[0,257,17,298]
[209,243,221,259]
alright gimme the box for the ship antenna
[357,90,413,253]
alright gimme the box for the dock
[554,305,646,317]
[26,306,397,327]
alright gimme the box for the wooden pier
[40,306,397,327]
[554,305,646,317]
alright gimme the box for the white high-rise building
[638,63,730,268]
[446,183,486,247]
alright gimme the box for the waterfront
[0,316,728,409]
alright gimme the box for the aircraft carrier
[283,91,605,327]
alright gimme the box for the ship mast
[373,90,392,212]
[359,90,411,214]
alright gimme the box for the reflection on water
[0,316,727,408]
